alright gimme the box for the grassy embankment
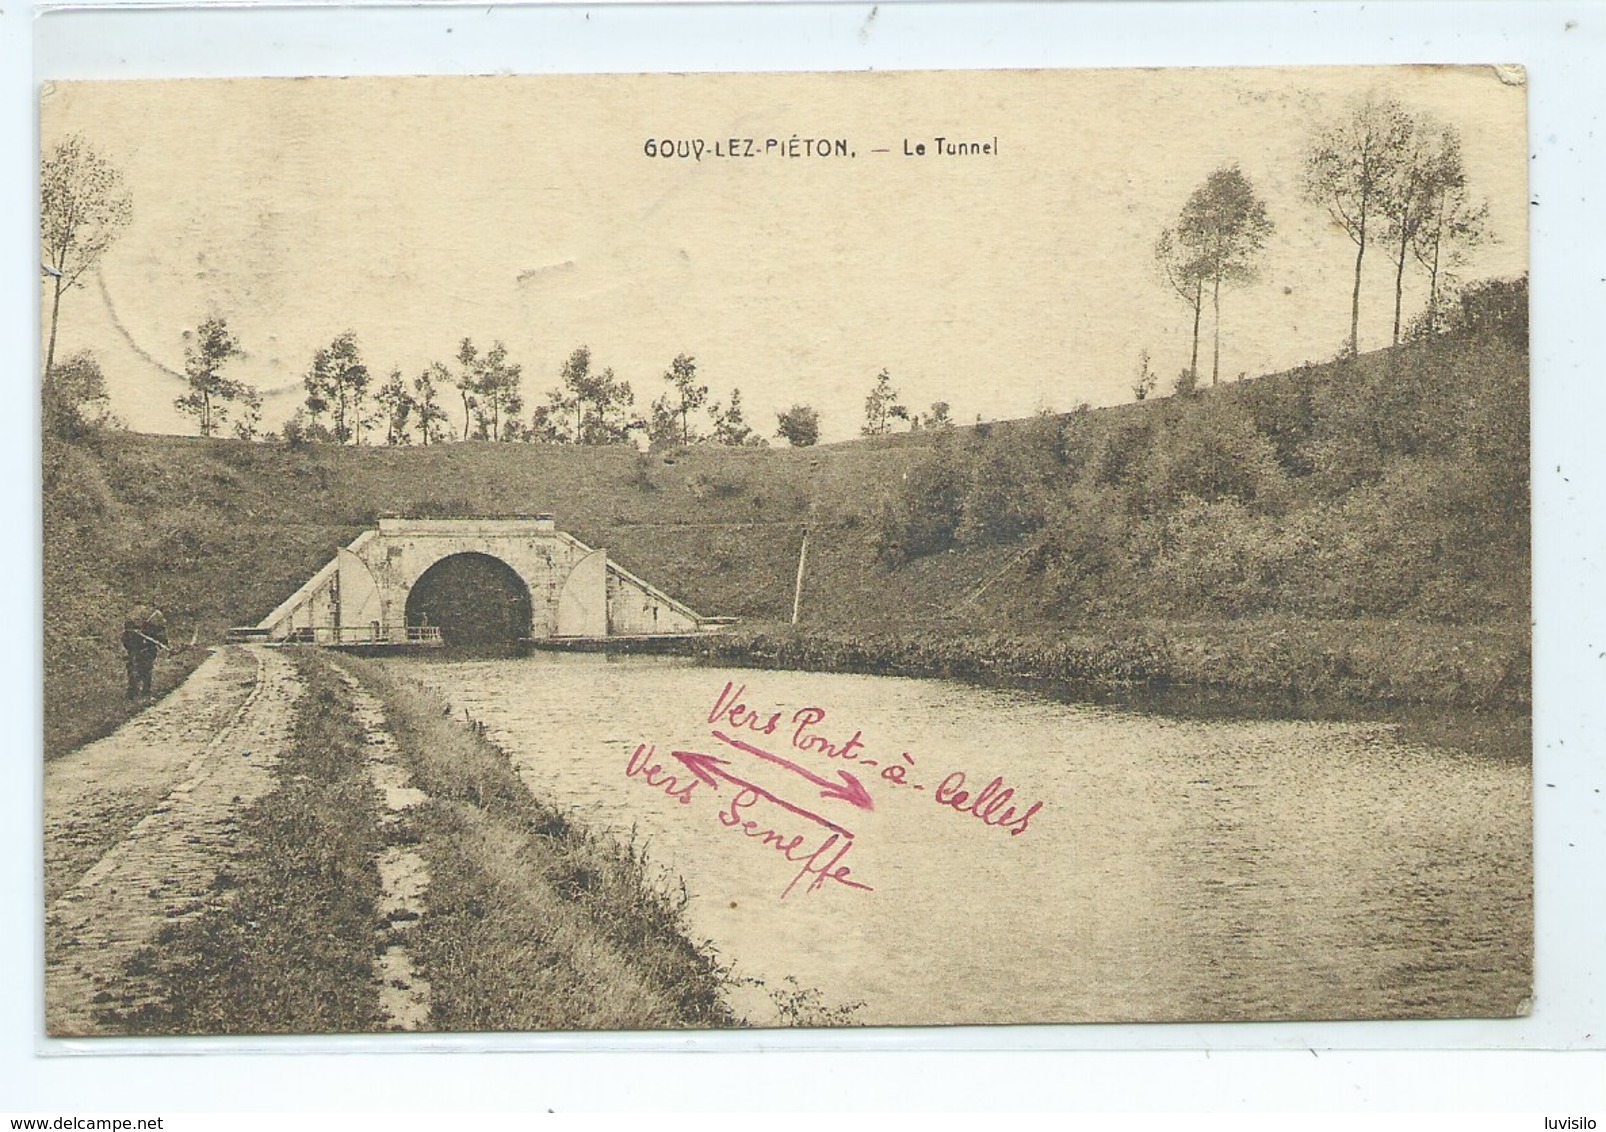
[42,424,909,756]
[355,656,734,1030]
[44,317,1530,759]
[103,648,735,1034]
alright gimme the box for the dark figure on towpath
[122,605,167,700]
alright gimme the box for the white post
[791,529,809,625]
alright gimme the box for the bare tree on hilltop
[1155,227,1208,385]
[1376,114,1489,346]
[1405,128,1489,338]
[1304,93,1415,356]
[1158,164,1273,386]
[1305,94,1493,352]
[41,134,132,379]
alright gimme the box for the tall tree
[342,340,373,445]
[861,369,908,436]
[1408,129,1488,337]
[1154,227,1207,384]
[305,331,370,444]
[467,340,523,441]
[1379,114,1435,347]
[552,346,640,445]
[1175,165,1273,385]
[1304,93,1415,356]
[174,316,251,438]
[302,349,335,435]
[454,338,482,441]
[412,362,450,445]
[662,353,708,446]
[581,367,640,445]
[40,134,132,379]
[776,404,821,447]
[376,368,416,445]
[552,346,592,442]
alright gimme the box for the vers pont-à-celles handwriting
[624,681,1044,900]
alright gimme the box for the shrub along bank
[695,617,1531,713]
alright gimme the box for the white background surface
[4,0,1604,1113]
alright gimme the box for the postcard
[40,66,1531,1036]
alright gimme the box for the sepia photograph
[40,65,1532,1037]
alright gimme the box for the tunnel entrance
[404,552,532,649]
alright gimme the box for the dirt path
[44,645,303,1036]
[333,665,434,1032]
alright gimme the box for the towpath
[44,646,301,1036]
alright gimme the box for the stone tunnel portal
[250,517,715,649]
[403,552,533,648]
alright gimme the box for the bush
[955,413,1068,546]
[1138,397,1290,512]
[1236,364,1318,476]
[43,352,116,441]
[1037,487,1128,612]
[1447,275,1529,347]
[884,439,968,561]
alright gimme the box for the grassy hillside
[867,329,1529,628]
[43,316,1529,757]
[42,430,918,755]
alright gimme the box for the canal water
[400,653,1530,1027]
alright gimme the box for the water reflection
[396,653,1531,1026]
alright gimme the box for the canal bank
[44,645,740,1036]
[692,618,1532,715]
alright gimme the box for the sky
[39,66,1528,442]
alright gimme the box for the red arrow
[709,730,875,812]
[670,750,856,838]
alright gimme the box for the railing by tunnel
[226,625,445,647]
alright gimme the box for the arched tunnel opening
[404,552,533,649]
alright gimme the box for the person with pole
[122,604,168,700]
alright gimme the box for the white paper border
[7,0,1604,1110]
